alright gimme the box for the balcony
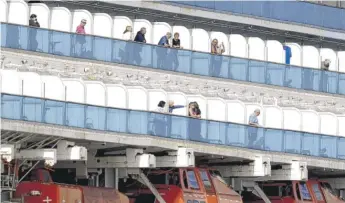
[2,93,345,160]
[167,1,345,31]
[1,23,345,96]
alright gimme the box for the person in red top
[76,19,87,34]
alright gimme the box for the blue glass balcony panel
[2,93,344,160]
[1,23,345,96]
[167,1,345,31]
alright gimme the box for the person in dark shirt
[170,32,182,71]
[188,102,202,141]
[28,14,40,51]
[132,27,146,65]
[29,14,40,27]
[134,27,146,43]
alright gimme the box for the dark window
[262,186,280,196]
[296,183,302,200]
[182,170,189,189]
[311,184,324,201]
[199,170,213,192]
[187,170,200,190]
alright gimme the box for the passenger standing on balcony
[123,26,133,40]
[248,109,260,148]
[154,101,167,137]
[29,14,40,27]
[168,100,185,113]
[28,14,40,51]
[188,102,202,142]
[170,32,182,71]
[134,27,146,43]
[76,19,87,34]
[121,26,133,63]
[210,39,225,77]
[75,19,87,57]
[133,27,146,65]
[157,32,172,69]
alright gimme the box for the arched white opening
[191,28,209,52]
[227,100,246,124]
[0,70,21,94]
[248,37,265,61]
[113,16,133,40]
[93,13,112,37]
[320,48,337,71]
[302,46,319,69]
[29,3,50,28]
[338,116,345,137]
[50,7,72,32]
[85,82,106,106]
[133,19,153,43]
[186,95,207,119]
[106,84,127,108]
[210,31,229,55]
[72,9,93,34]
[245,104,263,125]
[153,22,172,46]
[8,0,29,25]
[282,108,301,131]
[319,113,338,136]
[301,110,320,133]
[41,75,64,100]
[285,43,302,66]
[19,72,42,97]
[0,0,8,22]
[148,89,168,112]
[267,40,284,63]
[62,79,85,103]
[167,92,187,116]
[338,51,345,73]
[230,34,246,58]
[207,98,226,121]
[172,26,191,50]
[127,86,148,110]
[264,106,283,128]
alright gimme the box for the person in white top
[211,38,225,55]
[122,26,133,40]
[210,38,225,77]
[121,26,133,63]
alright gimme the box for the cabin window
[262,186,280,196]
[311,184,324,201]
[187,170,200,190]
[299,182,312,200]
[199,170,214,193]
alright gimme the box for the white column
[104,168,115,188]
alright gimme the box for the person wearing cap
[28,14,40,51]
[29,14,40,27]
[76,19,87,34]
[248,109,260,148]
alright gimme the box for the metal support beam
[217,156,271,177]
[233,180,271,203]
[156,148,195,167]
[137,171,166,203]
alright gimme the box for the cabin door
[198,169,218,203]
[180,169,207,203]
[307,181,326,203]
